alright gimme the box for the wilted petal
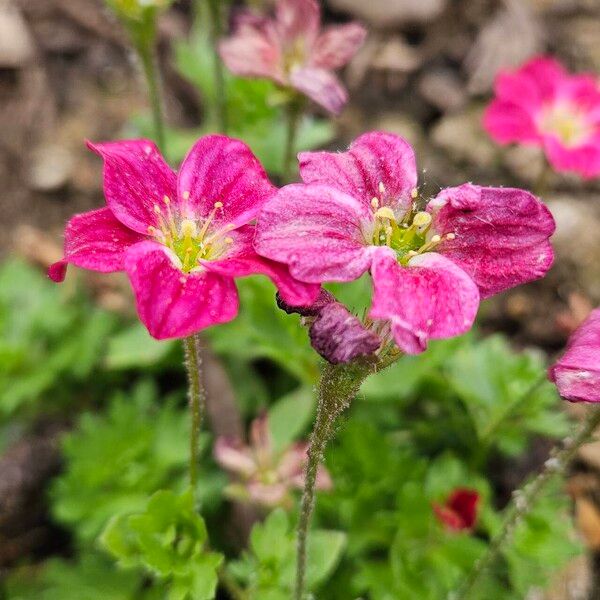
[290,66,348,115]
[370,252,480,354]
[276,288,336,316]
[309,302,381,364]
[549,308,600,402]
[124,241,239,340]
[48,207,143,282]
[312,23,367,70]
[201,225,319,306]
[299,131,417,214]
[219,13,284,82]
[214,437,257,478]
[177,135,276,230]
[255,183,374,283]
[88,140,176,234]
[430,184,555,298]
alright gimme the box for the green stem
[452,405,600,600]
[283,99,302,183]
[138,41,167,152]
[207,0,228,134]
[183,334,206,500]
[218,565,248,600]
[294,359,380,600]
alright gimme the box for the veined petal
[177,135,276,230]
[255,183,375,283]
[370,252,479,354]
[290,66,348,115]
[200,225,320,306]
[219,13,284,82]
[276,0,320,44]
[87,139,176,234]
[299,131,418,214]
[430,184,555,298]
[549,308,600,403]
[124,241,238,340]
[311,23,367,69]
[48,207,143,281]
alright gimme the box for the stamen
[412,211,432,233]
[180,219,198,242]
[430,234,441,244]
[197,201,224,241]
[446,232,456,240]
[371,197,379,209]
[378,182,386,195]
[225,237,234,244]
[411,188,418,199]
[163,195,178,236]
[374,206,396,221]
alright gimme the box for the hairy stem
[283,99,302,183]
[294,360,378,600]
[183,334,206,499]
[453,405,600,599]
[138,41,166,152]
[207,0,228,134]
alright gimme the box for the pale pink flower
[49,135,318,339]
[219,0,366,115]
[484,56,600,179]
[549,308,600,402]
[214,413,332,508]
[255,131,555,354]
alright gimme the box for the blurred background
[1,0,600,598]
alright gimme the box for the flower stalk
[183,334,207,500]
[453,405,600,600]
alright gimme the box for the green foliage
[102,490,222,600]
[0,260,116,419]
[228,509,346,598]
[51,381,196,543]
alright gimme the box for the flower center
[148,196,233,272]
[540,104,590,147]
[370,183,455,264]
[283,37,306,74]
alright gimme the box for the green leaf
[306,530,347,587]
[268,387,314,451]
[105,323,175,369]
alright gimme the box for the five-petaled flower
[219,0,366,115]
[214,413,332,508]
[484,56,600,179]
[433,488,480,532]
[254,131,556,354]
[549,308,600,403]
[49,135,318,339]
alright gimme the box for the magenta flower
[219,0,366,115]
[214,413,332,508]
[255,131,555,354]
[49,135,318,339]
[549,308,600,403]
[484,56,600,179]
[433,488,480,532]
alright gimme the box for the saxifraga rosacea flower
[255,131,555,354]
[484,56,600,179]
[49,135,318,339]
[214,413,332,508]
[219,0,366,115]
[549,308,600,403]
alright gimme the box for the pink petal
[518,56,567,102]
[299,131,418,214]
[177,135,276,230]
[289,67,348,115]
[49,207,143,281]
[254,183,375,283]
[430,184,555,299]
[493,70,545,113]
[549,308,600,403]
[483,100,541,144]
[311,23,367,70]
[369,252,480,354]
[247,481,289,506]
[219,13,284,82]
[543,135,600,179]
[276,0,320,44]
[124,241,238,340]
[87,140,176,234]
[200,225,320,306]
[250,413,274,466]
[214,437,257,478]
[277,441,308,480]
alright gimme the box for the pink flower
[49,135,318,339]
[433,488,480,532]
[549,308,600,403]
[214,413,332,508]
[255,131,555,354]
[484,56,600,179]
[219,0,366,115]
